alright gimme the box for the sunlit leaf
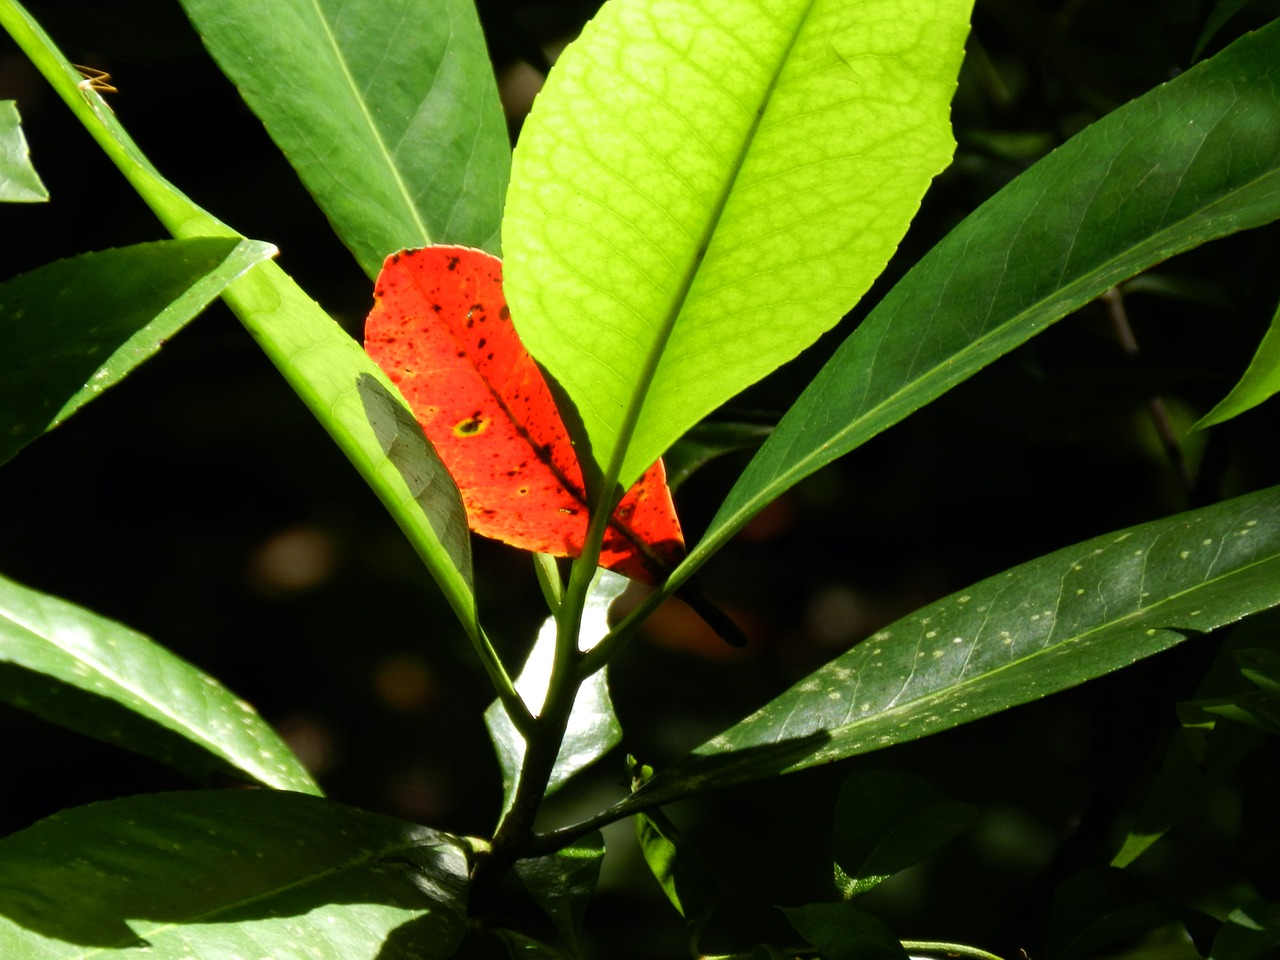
[0,791,468,959]
[179,0,509,274]
[504,0,973,491]
[0,98,47,201]
[0,571,319,794]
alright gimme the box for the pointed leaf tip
[364,245,684,583]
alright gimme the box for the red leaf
[364,245,684,584]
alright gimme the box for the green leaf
[513,832,605,957]
[675,18,1280,591]
[1046,868,1197,960]
[1212,901,1280,960]
[0,237,274,466]
[1192,0,1255,60]
[178,0,510,275]
[635,807,720,952]
[0,791,469,959]
[1110,615,1275,868]
[492,928,575,959]
[1196,296,1280,428]
[618,484,1280,811]
[485,569,627,818]
[0,570,320,794]
[504,0,973,492]
[832,770,974,899]
[782,902,908,960]
[0,0,480,643]
[0,98,47,200]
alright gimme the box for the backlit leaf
[365,246,683,583]
[504,0,973,491]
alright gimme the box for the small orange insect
[73,64,117,95]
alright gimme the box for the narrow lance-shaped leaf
[1196,294,1280,428]
[178,0,510,274]
[672,17,1280,592]
[365,246,684,584]
[0,2,479,639]
[0,791,469,959]
[0,98,47,201]
[614,484,1280,813]
[0,571,320,795]
[504,0,973,492]
[0,237,275,466]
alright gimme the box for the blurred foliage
[3,1,1280,958]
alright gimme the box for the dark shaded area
[3,1,1280,959]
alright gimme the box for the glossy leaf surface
[0,791,468,958]
[675,18,1280,591]
[0,571,319,794]
[485,570,627,817]
[504,0,973,490]
[0,3,478,638]
[0,98,46,200]
[366,246,684,583]
[0,237,273,466]
[513,832,605,956]
[619,485,1280,811]
[179,0,510,274]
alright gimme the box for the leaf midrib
[599,0,820,499]
[306,0,430,245]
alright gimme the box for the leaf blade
[0,237,274,466]
[621,485,1280,809]
[178,0,510,274]
[0,791,469,959]
[0,98,47,201]
[0,571,320,794]
[365,246,684,583]
[504,0,973,489]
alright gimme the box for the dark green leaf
[0,98,47,200]
[486,570,626,817]
[0,571,319,794]
[782,902,908,960]
[674,19,1280,591]
[832,770,974,899]
[0,791,469,959]
[492,928,575,959]
[179,0,510,275]
[0,237,273,465]
[1112,614,1278,867]
[636,808,719,948]
[1047,868,1199,960]
[1212,901,1280,960]
[513,832,604,957]
[620,485,1280,811]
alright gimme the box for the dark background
[3,0,1280,956]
